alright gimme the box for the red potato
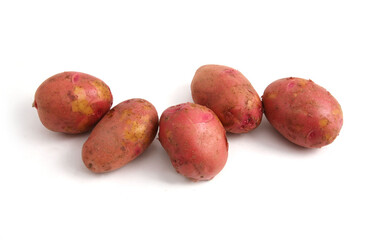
[82,99,158,173]
[262,77,343,148]
[191,64,263,133]
[33,71,113,134]
[159,103,228,181]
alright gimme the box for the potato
[262,77,343,148]
[191,64,263,133]
[82,98,158,173]
[33,71,113,134]
[158,103,228,181]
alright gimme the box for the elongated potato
[82,98,158,173]
[33,71,113,134]
[191,64,263,133]
[262,77,343,148]
[159,103,228,181]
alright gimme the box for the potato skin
[82,99,158,173]
[159,103,228,181]
[33,71,113,134]
[82,98,158,173]
[262,77,343,148]
[191,64,263,133]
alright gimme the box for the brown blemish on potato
[143,104,152,110]
[67,91,76,101]
[124,120,147,142]
[189,103,197,108]
[298,79,307,87]
[72,100,93,115]
[141,115,151,122]
[319,118,329,127]
[166,130,173,144]
[71,86,94,115]
[289,124,304,133]
[107,108,115,118]
[121,109,133,120]
[332,108,341,115]
[324,132,333,142]
[266,92,277,99]
[77,118,91,132]
[74,86,86,97]
[246,99,253,108]
[90,80,112,100]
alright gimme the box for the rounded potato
[262,77,343,148]
[159,103,228,181]
[33,71,113,134]
[82,99,158,173]
[191,64,263,133]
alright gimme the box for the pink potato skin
[262,77,343,148]
[158,103,228,181]
[82,99,158,173]
[191,64,263,133]
[33,72,113,134]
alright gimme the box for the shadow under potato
[226,116,317,156]
[16,95,92,142]
[115,140,195,184]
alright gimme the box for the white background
[1,0,376,239]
